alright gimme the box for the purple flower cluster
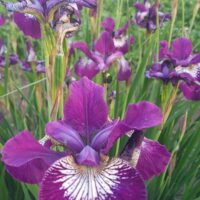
[1,0,96,39]
[133,0,171,32]
[146,38,200,100]
[70,17,134,81]
[1,77,170,199]
[0,38,45,75]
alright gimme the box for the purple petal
[94,31,115,56]
[180,82,200,101]
[190,53,200,65]
[106,51,123,67]
[117,57,132,81]
[70,41,93,59]
[102,123,131,154]
[64,77,108,136]
[91,120,119,150]
[136,137,171,180]
[36,61,45,73]
[101,17,115,32]
[76,145,100,166]
[45,121,84,152]
[39,156,147,200]
[123,101,163,130]
[75,0,97,8]
[171,38,192,60]
[174,64,200,82]
[115,22,129,37]
[159,40,168,60]
[113,36,130,54]
[74,58,100,79]
[13,12,41,39]
[134,3,147,12]
[1,131,64,183]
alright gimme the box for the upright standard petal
[13,12,41,39]
[94,31,115,56]
[64,77,108,136]
[136,137,171,180]
[101,17,115,32]
[171,38,192,60]
[39,156,147,200]
[45,121,84,152]
[123,101,163,130]
[1,131,65,183]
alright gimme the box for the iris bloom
[71,18,134,81]
[20,41,45,73]
[1,77,170,199]
[1,0,96,39]
[146,38,200,100]
[133,0,170,32]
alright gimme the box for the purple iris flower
[133,0,171,32]
[20,41,45,73]
[1,0,96,39]
[146,38,200,100]
[101,17,135,54]
[1,77,170,199]
[71,18,135,81]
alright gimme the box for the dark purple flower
[147,38,200,84]
[2,0,96,39]
[1,77,170,199]
[133,0,171,32]
[71,22,134,81]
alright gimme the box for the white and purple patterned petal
[64,77,108,136]
[136,137,171,181]
[39,156,147,200]
[117,57,132,81]
[74,58,100,79]
[174,64,200,82]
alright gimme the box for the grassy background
[0,0,200,199]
